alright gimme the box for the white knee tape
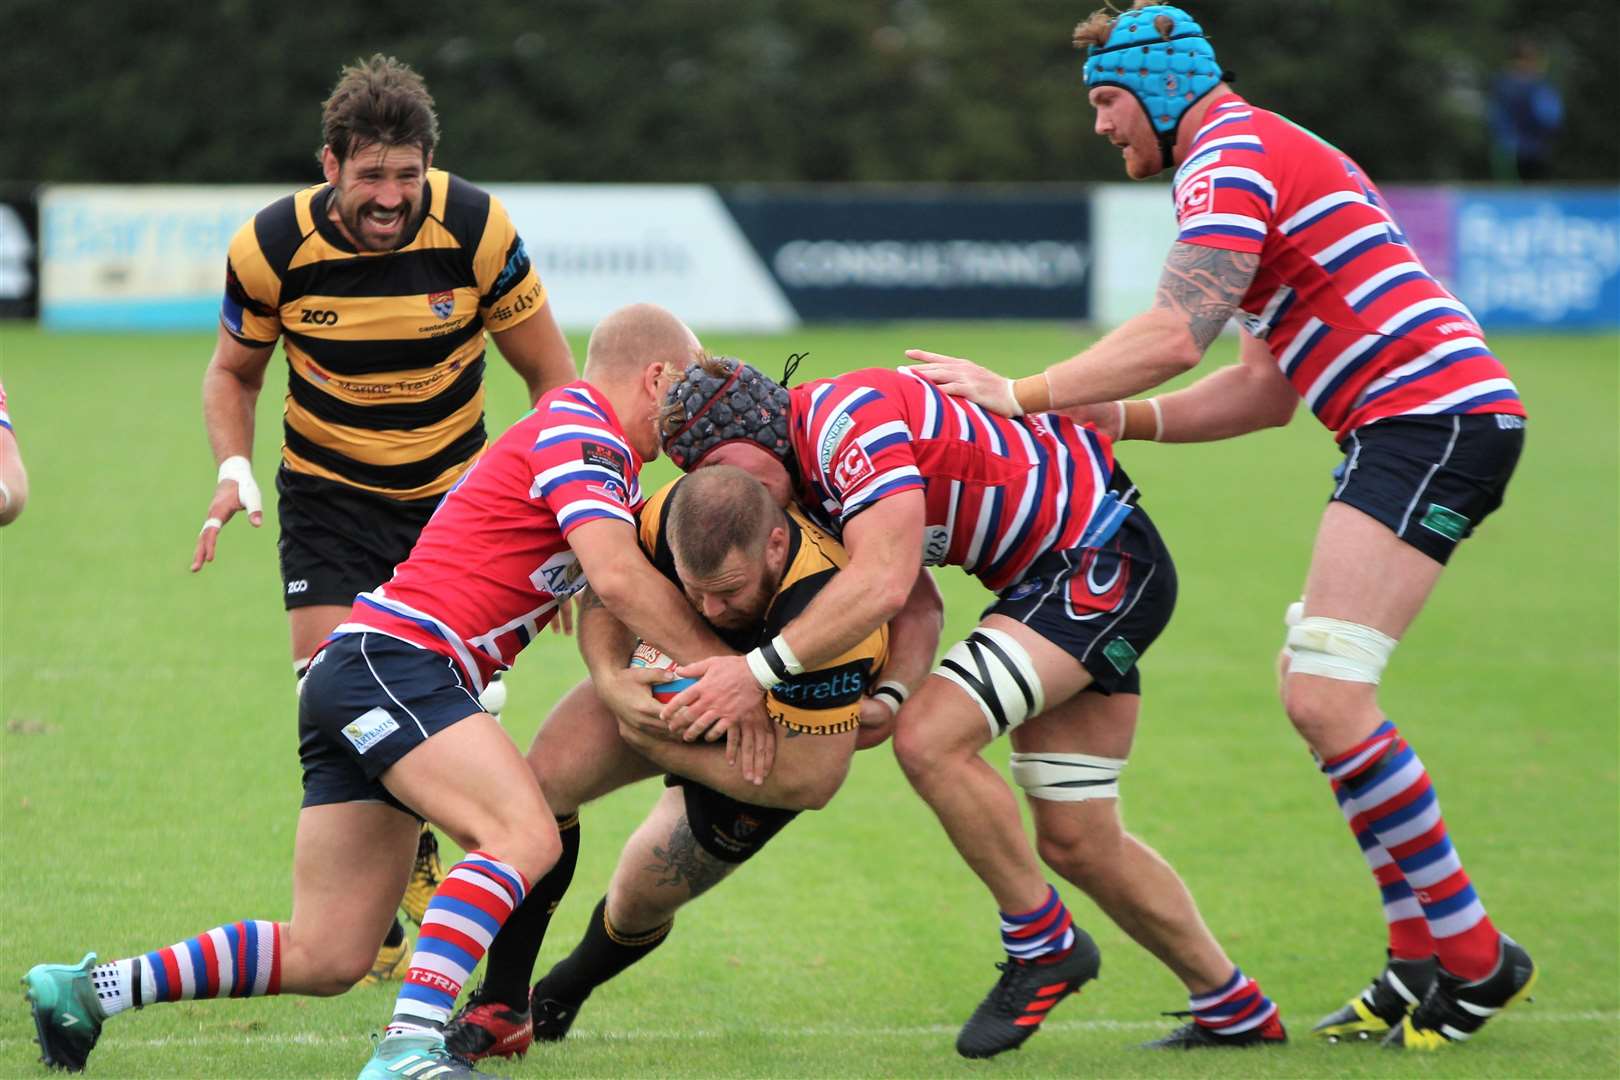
[935,627,1045,738]
[1279,599,1305,659]
[1009,752,1126,801]
[1284,616,1397,684]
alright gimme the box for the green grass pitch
[1,322,1615,1079]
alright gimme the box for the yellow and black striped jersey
[638,477,889,735]
[221,169,545,500]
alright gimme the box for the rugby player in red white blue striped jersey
[658,357,1280,1057]
[22,305,739,1080]
[908,2,1534,1053]
[0,380,28,526]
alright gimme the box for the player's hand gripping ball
[630,641,697,704]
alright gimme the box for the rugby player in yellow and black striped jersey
[440,465,942,1061]
[186,55,574,989]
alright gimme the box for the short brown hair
[667,466,782,579]
[1073,1,1163,51]
[320,54,440,164]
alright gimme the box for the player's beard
[336,194,419,252]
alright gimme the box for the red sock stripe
[1387,819,1449,863]
[417,921,485,959]
[1390,918,1434,961]
[435,873,518,922]
[235,921,251,998]
[1373,862,1405,886]
[198,930,221,998]
[463,851,530,905]
[1007,903,1064,939]
[1359,771,1433,821]
[1415,869,1475,905]
[1324,730,1400,778]
[159,948,182,1003]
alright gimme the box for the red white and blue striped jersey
[333,381,644,690]
[0,381,11,431]
[1172,93,1525,438]
[787,367,1116,593]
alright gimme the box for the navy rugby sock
[540,896,672,1003]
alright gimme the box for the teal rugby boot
[357,1030,509,1079]
[22,952,106,1072]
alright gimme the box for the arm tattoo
[646,813,731,898]
[1153,243,1260,351]
[576,586,605,613]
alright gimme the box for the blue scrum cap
[1082,4,1224,170]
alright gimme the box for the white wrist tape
[218,455,262,515]
[745,648,781,690]
[870,679,909,718]
[771,634,805,676]
[1147,397,1165,441]
[1004,378,1024,417]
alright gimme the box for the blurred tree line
[4,0,1615,185]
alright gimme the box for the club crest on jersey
[1176,174,1212,216]
[587,477,628,504]
[832,442,875,491]
[428,291,455,319]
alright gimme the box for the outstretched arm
[908,243,1259,413]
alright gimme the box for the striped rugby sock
[92,920,282,1016]
[388,852,528,1037]
[1331,777,1435,960]
[1000,884,1075,962]
[1189,968,1279,1036]
[1326,721,1499,981]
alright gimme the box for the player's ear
[320,146,340,186]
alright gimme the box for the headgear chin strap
[1082,4,1223,172]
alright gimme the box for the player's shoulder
[430,168,501,247]
[235,184,321,273]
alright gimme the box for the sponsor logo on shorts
[1419,503,1469,542]
[428,290,455,319]
[286,579,309,595]
[1101,637,1139,676]
[1005,577,1045,602]
[532,550,587,598]
[1495,415,1524,430]
[341,707,399,755]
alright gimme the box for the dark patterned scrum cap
[660,356,792,471]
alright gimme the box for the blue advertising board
[1451,190,1620,330]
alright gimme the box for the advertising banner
[1451,190,1620,330]
[0,186,39,320]
[724,189,1091,321]
[489,184,796,333]
[40,185,285,330]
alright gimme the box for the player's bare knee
[1036,824,1124,890]
[477,816,561,887]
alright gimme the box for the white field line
[3,1011,1616,1051]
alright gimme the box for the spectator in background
[1488,42,1563,182]
[0,381,26,526]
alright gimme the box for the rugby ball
[629,641,696,704]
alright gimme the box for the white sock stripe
[1348,755,1425,816]
[1404,848,1464,889]
[207,928,236,996]
[253,921,277,995]
[389,999,447,1022]
[1376,800,1443,848]
[421,909,497,949]
[1429,900,1488,939]
[407,948,473,985]
[1362,844,1394,870]
[1384,896,1426,924]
